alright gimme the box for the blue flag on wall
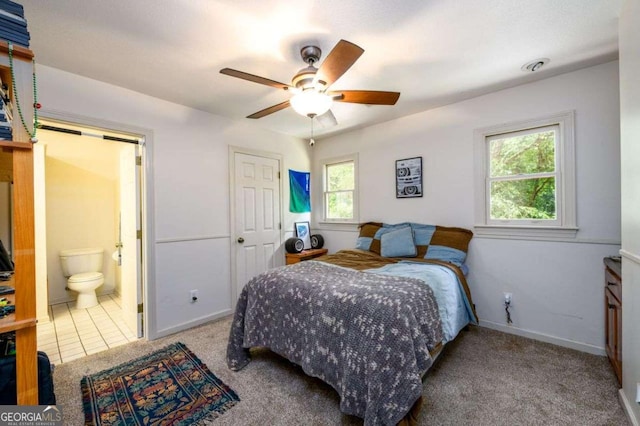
[289,169,311,213]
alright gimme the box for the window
[322,155,358,223]
[474,111,577,240]
[487,125,559,224]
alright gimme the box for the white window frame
[486,124,561,226]
[473,111,578,241]
[321,154,359,224]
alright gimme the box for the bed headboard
[355,222,473,266]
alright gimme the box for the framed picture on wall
[396,157,423,198]
[294,221,312,249]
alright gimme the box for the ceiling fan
[220,39,400,125]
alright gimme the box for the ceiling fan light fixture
[290,89,333,117]
[292,65,318,89]
[220,39,399,122]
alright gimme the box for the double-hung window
[322,155,358,223]
[474,111,577,240]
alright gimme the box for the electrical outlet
[504,292,512,304]
[190,289,198,303]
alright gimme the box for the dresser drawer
[605,267,622,302]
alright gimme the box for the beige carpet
[52,316,628,425]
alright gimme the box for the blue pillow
[410,223,436,246]
[425,246,467,266]
[380,226,416,258]
[355,236,373,251]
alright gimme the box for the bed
[227,222,477,425]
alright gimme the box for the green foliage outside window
[326,162,354,219]
[489,130,557,220]
[327,192,353,219]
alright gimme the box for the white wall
[36,65,311,337]
[312,61,621,354]
[619,0,640,422]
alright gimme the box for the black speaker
[310,234,324,249]
[285,237,304,253]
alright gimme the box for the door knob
[237,237,244,243]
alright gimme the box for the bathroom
[32,120,143,363]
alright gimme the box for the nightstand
[285,248,328,265]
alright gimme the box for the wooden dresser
[604,256,622,386]
[285,248,328,265]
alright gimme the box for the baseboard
[619,388,640,426]
[48,289,116,307]
[479,320,606,356]
[48,295,72,305]
[37,313,51,324]
[154,309,232,339]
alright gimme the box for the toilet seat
[68,272,103,283]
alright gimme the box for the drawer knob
[608,304,616,309]
[607,281,618,286]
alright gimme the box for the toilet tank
[59,248,104,277]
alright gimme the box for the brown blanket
[314,248,398,270]
[317,249,477,321]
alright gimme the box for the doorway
[230,149,283,304]
[33,118,147,363]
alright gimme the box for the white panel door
[119,143,143,337]
[234,152,280,296]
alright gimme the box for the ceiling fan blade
[331,90,400,105]
[316,109,338,127]
[313,40,364,88]
[220,68,291,90]
[246,100,291,119]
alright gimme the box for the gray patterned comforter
[227,260,443,425]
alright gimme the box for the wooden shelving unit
[0,278,37,333]
[0,40,38,405]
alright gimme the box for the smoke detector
[521,58,550,72]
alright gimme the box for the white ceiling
[20,0,622,140]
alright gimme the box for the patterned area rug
[81,342,239,425]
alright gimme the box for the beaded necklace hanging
[7,42,39,142]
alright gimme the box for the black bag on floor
[0,351,56,405]
[0,239,13,272]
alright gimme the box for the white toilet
[59,247,105,309]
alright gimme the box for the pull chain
[309,114,315,147]
[8,42,39,142]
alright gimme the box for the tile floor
[37,294,138,364]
